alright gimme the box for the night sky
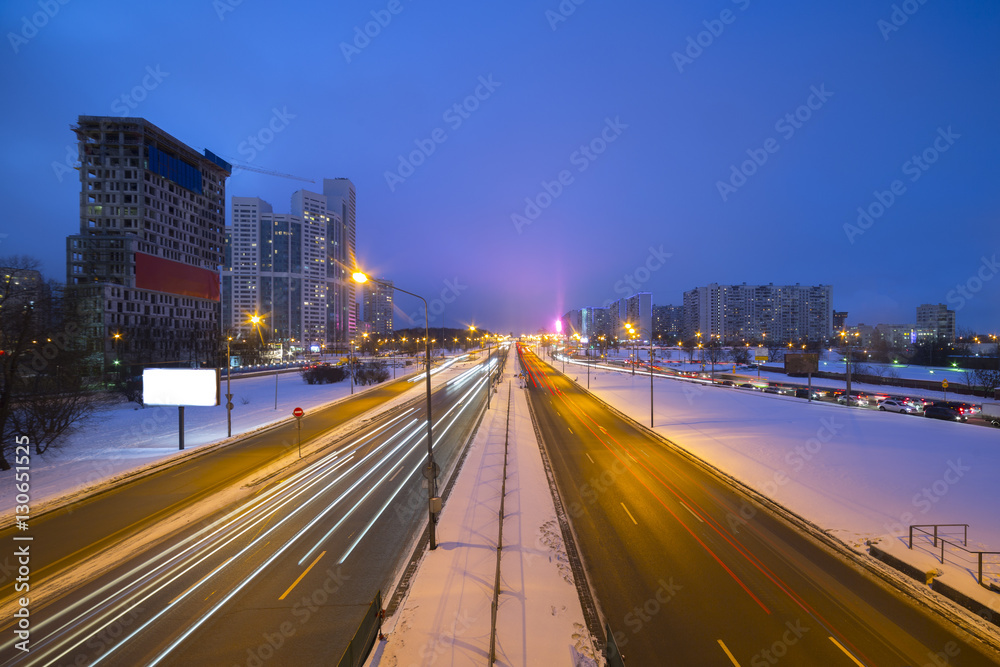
[2,0,998,334]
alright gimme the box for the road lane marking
[621,502,638,525]
[567,427,573,434]
[829,637,865,666]
[586,453,595,464]
[280,551,326,600]
[388,465,403,482]
[680,501,704,522]
[170,559,231,605]
[718,639,741,666]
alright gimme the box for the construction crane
[229,161,314,183]
[208,151,314,183]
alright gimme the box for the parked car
[924,405,966,422]
[888,396,925,412]
[878,399,916,414]
[931,401,978,418]
[837,393,869,407]
[982,401,1000,427]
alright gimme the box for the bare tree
[729,346,750,365]
[1,257,98,468]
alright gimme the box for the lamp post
[226,336,233,437]
[354,271,440,550]
[627,322,655,427]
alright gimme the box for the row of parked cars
[728,380,988,423]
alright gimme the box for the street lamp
[354,271,440,550]
[226,335,233,437]
[627,323,654,428]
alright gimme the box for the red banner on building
[135,252,220,301]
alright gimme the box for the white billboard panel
[143,368,220,407]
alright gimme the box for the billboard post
[143,368,221,450]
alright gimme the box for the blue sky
[2,0,998,335]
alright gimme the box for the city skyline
[2,0,999,334]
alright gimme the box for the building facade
[682,283,833,343]
[363,278,394,336]
[916,303,956,343]
[322,178,357,346]
[653,304,683,341]
[66,116,229,372]
[222,183,358,351]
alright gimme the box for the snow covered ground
[555,356,1000,624]
[0,357,465,517]
[369,362,598,667]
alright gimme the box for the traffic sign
[293,406,304,418]
[941,380,949,389]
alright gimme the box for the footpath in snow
[369,365,598,666]
[555,355,1000,637]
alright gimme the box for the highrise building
[322,178,357,345]
[222,192,332,350]
[621,292,652,339]
[652,304,683,341]
[916,303,956,343]
[363,278,394,336]
[66,116,230,371]
[222,184,359,351]
[682,283,832,343]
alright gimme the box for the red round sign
[293,407,304,418]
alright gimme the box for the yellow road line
[718,639,741,665]
[279,550,326,600]
[620,502,638,525]
[829,637,865,666]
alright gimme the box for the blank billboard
[143,368,220,407]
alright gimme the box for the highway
[0,351,504,665]
[519,344,1000,666]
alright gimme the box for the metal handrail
[909,524,1000,586]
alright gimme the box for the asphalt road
[0,370,435,608]
[519,344,1000,666]
[0,352,504,665]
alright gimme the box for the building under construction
[66,115,231,376]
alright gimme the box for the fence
[909,524,1000,587]
[336,590,382,667]
[489,382,513,664]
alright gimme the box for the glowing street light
[354,270,440,550]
